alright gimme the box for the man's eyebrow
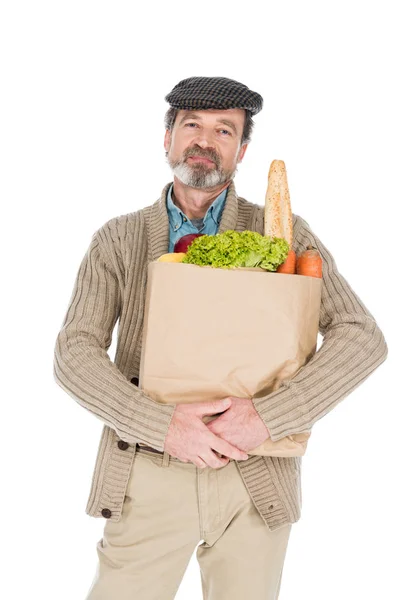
[179,111,200,124]
[217,119,238,135]
[179,112,238,135]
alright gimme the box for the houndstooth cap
[165,76,263,116]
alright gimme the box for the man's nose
[192,140,217,160]
[195,138,213,149]
[193,130,215,149]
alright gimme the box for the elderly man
[54,76,388,600]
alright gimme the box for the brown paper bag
[139,261,322,457]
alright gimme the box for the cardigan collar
[145,179,240,262]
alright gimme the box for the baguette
[264,159,293,248]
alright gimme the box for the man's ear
[164,129,171,152]
[237,143,248,163]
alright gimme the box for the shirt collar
[167,184,228,230]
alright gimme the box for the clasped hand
[164,396,270,468]
[206,396,270,453]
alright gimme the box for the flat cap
[165,76,263,116]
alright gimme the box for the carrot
[276,249,297,273]
[296,245,322,278]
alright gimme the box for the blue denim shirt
[167,183,227,252]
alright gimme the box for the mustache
[184,148,220,165]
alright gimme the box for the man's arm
[53,227,176,452]
[252,215,388,442]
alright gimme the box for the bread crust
[264,160,293,248]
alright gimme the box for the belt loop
[162,450,170,467]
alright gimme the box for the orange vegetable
[276,249,297,273]
[296,245,322,278]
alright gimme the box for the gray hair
[164,107,255,146]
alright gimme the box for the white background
[1,1,399,598]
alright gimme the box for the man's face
[164,108,248,189]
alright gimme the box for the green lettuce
[181,230,289,271]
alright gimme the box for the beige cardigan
[53,180,388,531]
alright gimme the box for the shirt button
[101,508,112,518]
[183,217,187,222]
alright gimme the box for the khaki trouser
[85,444,292,600]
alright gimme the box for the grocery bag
[139,260,322,457]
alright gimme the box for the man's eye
[184,123,231,135]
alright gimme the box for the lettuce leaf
[181,230,289,271]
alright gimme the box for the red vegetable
[174,233,205,253]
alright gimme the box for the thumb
[197,398,232,416]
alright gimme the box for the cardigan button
[268,504,274,510]
[101,508,112,519]
[118,440,129,451]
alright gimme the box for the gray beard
[166,154,238,189]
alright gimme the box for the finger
[196,398,232,416]
[211,449,231,467]
[209,434,248,460]
[206,421,217,433]
[201,450,230,469]
[193,456,207,469]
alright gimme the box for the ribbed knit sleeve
[252,215,388,442]
[53,231,176,451]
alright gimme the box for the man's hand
[164,398,250,469]
[205,397,270,453]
